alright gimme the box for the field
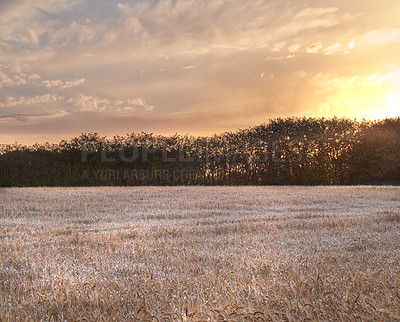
[0,186,399,321]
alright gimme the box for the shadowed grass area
[0,186,399,320]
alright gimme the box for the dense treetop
[1,117,399,186]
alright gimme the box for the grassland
[0,186,399,321]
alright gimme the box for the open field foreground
[0,187,399,321]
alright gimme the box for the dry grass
[0,186,399,321]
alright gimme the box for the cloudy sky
[1,0,399,144]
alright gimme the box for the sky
[0,0,400,144]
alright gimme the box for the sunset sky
[1,0,399,144]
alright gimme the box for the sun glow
[350,90,400,121]
[316,73,400,121]
[382,92,400,118]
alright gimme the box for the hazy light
[383,92,400,118]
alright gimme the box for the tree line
[1,117,399,186]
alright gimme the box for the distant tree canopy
[1,117,399,187]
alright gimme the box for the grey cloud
[0,0,81,21]
[0,0,82,46]
[0,110,68,122]
[0,94,63,108]
[21,28,39,44]
[48,21,96,48]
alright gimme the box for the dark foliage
[1,117,399,186]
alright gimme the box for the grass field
[1,186,399,321]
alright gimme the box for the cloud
[288,44,300,53]
[323,43,342,55]
[0,65,27,87]
[21,28,39,44]
[294,7,339,20]
[271,42,286,53]
[0,0,81,43]
[124,17,146,35]
[0,70,15,88]
[0,64,42,88]
[42,78,86,89]
[360,28,400,47]
[63,78,86,88]
[42,80,63,88]
[67,94,154,113]
[48,21,96,48]
[67,94,109,112]
[348,40,356,50]
[1,0,400,143]
[0,94,63,108]
[81,53,94,58]
[0,0,80,18]
[8,0,362,74]
[29,73,41,80]
[306,42,323,54]
[260,72,274,81]
[0,110,68,122]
